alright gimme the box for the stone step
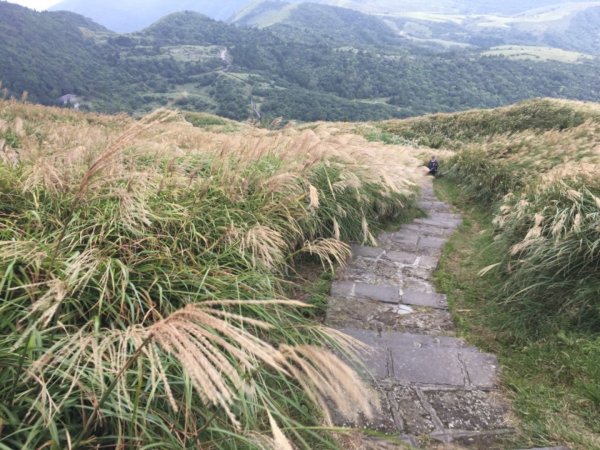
[331,278,447,309]
[414,217,461,230]
[418,200,453,212]
[348,247,439,271]
[325,296,455,336]
[331,280,401,303]
[402,288,447,309]
[401,223,455,238]
[350,244,385,259]
[338,328,499,388]
[334,383,512,447]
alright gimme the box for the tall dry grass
[0,100,420,449]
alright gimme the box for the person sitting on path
[427,156,439,176]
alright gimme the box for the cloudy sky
[7,0,60,9]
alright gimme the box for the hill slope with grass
[0,98,423,449]
[374,98,600,448]
[1,93,599,448]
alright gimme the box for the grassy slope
[434,179,600,449]
[0,100,425,449]
[376,98,600,449]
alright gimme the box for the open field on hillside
[0,100,423,449]
[482,45,594,63]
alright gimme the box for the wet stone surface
[325,177,514,448]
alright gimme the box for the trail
[327,176,514,449]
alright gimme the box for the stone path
[326,178,514,449]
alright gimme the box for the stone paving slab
[326,297,455,336]
[354,282,401,304]
[427,212,462,221]
[413,217,462,229]
[460,351,500,389]
[417,255,439,270]
[402,289,448,309]
[340,328,467,350]
[340,262,402,284]
[402,265,435,281]
[351,244,385,259]
[418,201,453,213]
[402,223,455,238]
[388,384,436,435]
[403,275,436,294]
[430,429,513,448]
[387,230,422,244]
[418,236,448,251]
[331,280,355,298]
[390,346,468,385]
[383,250,419,265]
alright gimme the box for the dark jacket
[427,159,439,172]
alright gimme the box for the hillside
[372,98,600,448]
[0,98,422,450]
[1,96,599,449]
[234,1,600,54]
[0,2,131,109]
[1,3,600,122]
[233,2,404,48]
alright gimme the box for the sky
[6,0,60,10]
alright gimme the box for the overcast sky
[7,0,60,10]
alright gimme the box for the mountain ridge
[1,2,599,122]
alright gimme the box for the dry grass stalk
[241,225,287,269]
[300,238,351,270]
[27,302,374,436]
[280,345,377,425]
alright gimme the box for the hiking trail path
[326,176,515,449]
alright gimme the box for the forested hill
[1,2,599,121]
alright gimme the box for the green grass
[482,45,593,64]
[434,178,600,450]
[379,98,598,150]
[0,106,417,449]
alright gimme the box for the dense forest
[1,2,599,121]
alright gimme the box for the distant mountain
[295,0,599,15]
[2,3,600,122]
[49,0,251,32]
[235,1,600,54]
[381,2,600,55]
[0,2,127,108]
[234,2,405,48]
[47,0,600,33]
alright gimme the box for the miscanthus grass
[489,176,600,332]
[0,101,419,449]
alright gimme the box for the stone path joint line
[326,178,514,449]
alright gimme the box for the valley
[1,1,599,122]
